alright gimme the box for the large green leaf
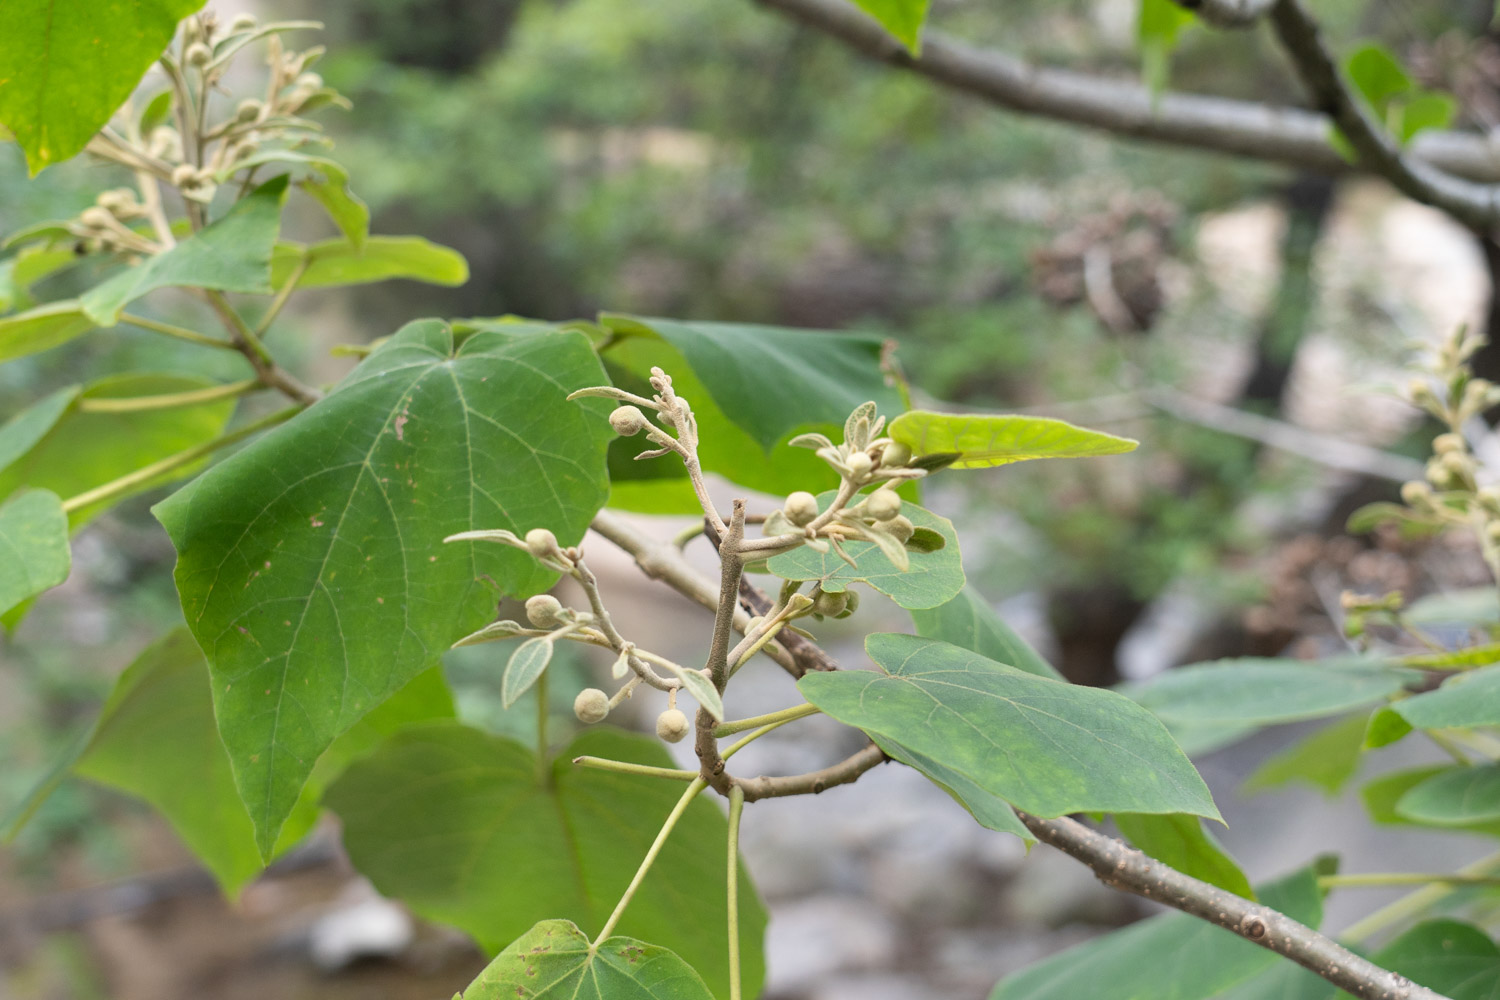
[848,0,931,51]
[601,315,904,454]
[887,411,1137,470]
[765,495,963,610]
[1397,764,1500,826]
[1362,766,1500,837]
[0,488,69,617]
[0,373,237,527]
[1128,658,1414,727]
[1404,588,1500,627]
[910,585,1062,680]
[1365,920,1500,999]
[0,301,96,363]
[81,176,289,324]
[870,732,1035,842]
[801,634,1218,820]
[1389,665,1500,730]
[6,628,453,893]
[153,321,612,857]
[271,235,468,288]
[460,920,714,1000]
[989,865,1323,1000]
[1113,812,1254,899]
[324,724,766,1000]
[1242,713,1370,797]
[0,0,206,172]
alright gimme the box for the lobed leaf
[888,410,1137,470]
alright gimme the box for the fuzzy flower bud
[186,42,213,67]
[886,515,915,544]
[526,528,560,560]
[1434,433,1465,455]
[609,405,647,436]
[171,163,198,187]
[525,593,566,628]
[846,451,873,479]
[783,491,818,527]
[656,708,690,743]
[880,441,912,468]
[865,490,902,521]
[1400,481,1433,507]
[812,589,848,618]
[79,206,114,230]
[230,13,258,32]
[574,688,610,724]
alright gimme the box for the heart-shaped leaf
[459,919,714,1000]
[888,411,1137,470]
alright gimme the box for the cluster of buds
[574,366,702,466]
[788,401,922,489]
[1338,589,1405,641]
[69,188,155,256]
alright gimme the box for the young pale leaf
[0,301,96,363]
[453,620,527,648]
[989,865,1323,1000]
[887,411,1137,470]
[502,637,554,708]
[1242,712,1369,797]
[848,0,932,52]
[870,733,1035,842]
[1113,812,1254,899]
[81,176,290,324]
[658,663,724,722]
[1388,664,1500,730]
[1362,766,1500,837]
[910,585,1063,680]
[765,494,963,610]
[153,321,612,858]
[1127,657,1415,727]
[326,725,766,1000]
[801,634,1219,820]
[1396,764,1500,826]
[0,0,206,172]
[270,235,468,288]
[460,920,714,1000]
[0,489,69,617]
[1366,920,1500,998]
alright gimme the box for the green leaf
[1396,764,1500,826]
[1128,658,1414,727]
[1363,707,1413,749]
[502,637,554,708]
[459,919,714,1000]
[1401,644,1500,671]
[81,176,289,324]
[888,411,1137,470]
[910,584,1063,680]
[1397,92,1458,145]
[802,634,1219,820]
[153,321,612,857]
[0,373,237,528]
[1113,812,1254,899]
[871,732,1035,842]
[1362,766,1500,837]
[0,301,96,363]
[1366,920,1500,999]
[1405,588,1500,627]
[325,724,767,1000]
[1,246,81,312]
[989,865,1323,1000]
[765,495,963,610]
[1345,44,1413,112]
[0,489,69,617]
[221,150,369,249]
[1138,0,1196,96]
[1389,664,1500,730]
[0,0,207,172]
[137,89,175,137]
[601,315,905,454]
[8,628,454,893]
[1242,712,1370,797]
[271,235,468,289]
[848,0,932,52]
[1215,961,1339,1000]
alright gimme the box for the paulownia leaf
[502,636,553,708]
[1128,658,1415,727]
[1366,920,1500,999]
[221,150,368,249]
[0,373,237,528]
[1397,764,1500,826]
[1114,812,1254,899]
[325,724,766,1000]
[887,410,1137,470]
[1242,712,1370,797]
[801,634,1219,820]
[0,0,207,172]
[81,176,289,324]
[1389,664,1500,730]
[270,235,468,288]
[765,494,963,610]
[988,865,1323,1000]
[459,920,714,1000]
[870,732,1035,842]
[910,585,1062,680]
[1405,588,1500,626]
[1362,766,1500,837]
[153,321,612,856]
[0,489,69,617]
[0,301,96,363]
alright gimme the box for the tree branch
[1266,0,1500,232]
[745,0,1500,186]
[1016,811,1453,1000]
[734,742,889,801]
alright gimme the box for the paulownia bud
[880,441,912,468]
[236,98,262,123]
[887,515,915,544]
[574,688,610,723]
[846,451,873,478]
[609,405,647,436]
[812,589,848,618]
[526,527,560,559]
[171,163,198,187]
[295,72,324,90]
[80,206,113,230]
[1434,433,1465,455]
[656,708,690,743]
[230,13,258,32]
[1400,481,1433,507]
[526,593,566,627]
[784,491,819,526]
[865,490,902,521]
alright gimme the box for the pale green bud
[574,688,610,724]
[656,708,690,743]
[525,593,565,628]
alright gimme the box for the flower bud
[1434,433,1465,455]
[865,490,902,521]
[886,515,915,544]
[186,42,212,67]
[846,451,873,478]
[526,527,560,559]
[656,708,690,743]
[574,688,610,724]
[171,163,198,187]
[526,593,566,628]
[79,206,113,230]
[784,491,819,526]
[609,405,647,436]
[1400,481,1433,507]
[880,441,912,468]
[230,13,257,32]
[295,72,323,90]
[812,589,848,618]
[235,98,262,123]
